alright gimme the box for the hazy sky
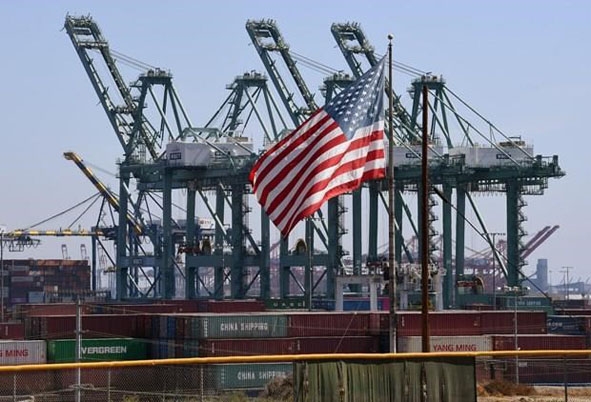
[0,1,588,285]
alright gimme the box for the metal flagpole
[387,34,397,353]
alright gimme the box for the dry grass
[478,380,537,397]
[477,381,591,401]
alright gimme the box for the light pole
[561,266,572,300]
[505,285,522,384]
[0,225,5,323]
[488,232,505,310]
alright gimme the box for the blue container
[312,299,335,310]
[166,316,176,339]
[343,299,370,311]
[547,315,587,335]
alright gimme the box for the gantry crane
[66,15,297,300]
[247,19,365,300]
[64,15,565,307]
[331,21,565,308]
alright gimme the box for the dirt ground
[478,385,591,401]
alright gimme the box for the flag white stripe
[274,134,384,230]
[255,116,340,208]
[253,111,332,190]
[268,127,382,223]
[265,120,384,221]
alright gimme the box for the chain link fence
[1,352,590,401]
[1,362,293,402]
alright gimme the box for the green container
[500,296,553,313]
[264,298,306,310]
[47,338,148,363]
[214,363,292,390]
[199,314,288,338]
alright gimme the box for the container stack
[7,298,591,389]
[3,259,90,306]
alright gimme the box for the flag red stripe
[256,118,341,208]
[250,110,330,189]
[284,166,386,235]
[277,138,385,234]
[268,129,382,223]
[249,55,387,237]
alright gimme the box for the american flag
[249,56,387,237]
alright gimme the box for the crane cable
[22,193,102,230]
[111,49,160,72]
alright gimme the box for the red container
[287,312,371,337]
[369,312,383,336]
[480,311,547,335]
[554,308,591,316]
[397,311,482,336]
[295,336,379,354]
[29,314,142,339]
[199,338,295,357]
[15,303,92,318]
[200,300,266,313]
[96,304,180,315]
[492,334,587,351]
[155,299,201,313]
[199,336,380,357]
[0,322,24,339]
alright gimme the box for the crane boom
[246,19,317,126]
[331,22,417,142]
[64,15,160,161]
[521,225,559,260]
[6,229,105,237]
[64,151,143,234]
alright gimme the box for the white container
[0,340,46,365]
[398,335,492,353]
[212,142,253,159]
[166,142,212,167]
[28,291,45,303]
[450,145,534,167]
[11,276,34,283]
[390,145,445,167]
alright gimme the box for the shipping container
[28,291,45,303]
[492,334,587,350]
[175,313,288,339]
[26,314,141,339]
[14,303,92,319]
[0,340,46,365]
[392,145,444,166]
[397,311,482,336]
[341,297,389,311]
[552,299,588,310]
[294,336,379,354]
[480,311,547,334]
[286,312,371,337]
[497,296,553,314]
[47,338,148,363]
[199,336,379,357]
[449,144,534,168]
[0,322,24,340]
[398,335,492,353]
[212,363,292,390]
[547,315,591,335]
[553,308,591,316]
[93,303,181,315]
[150,339,177,359]
[154,299,201,313]
[265,298,306,310]
[199,299,266,313]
